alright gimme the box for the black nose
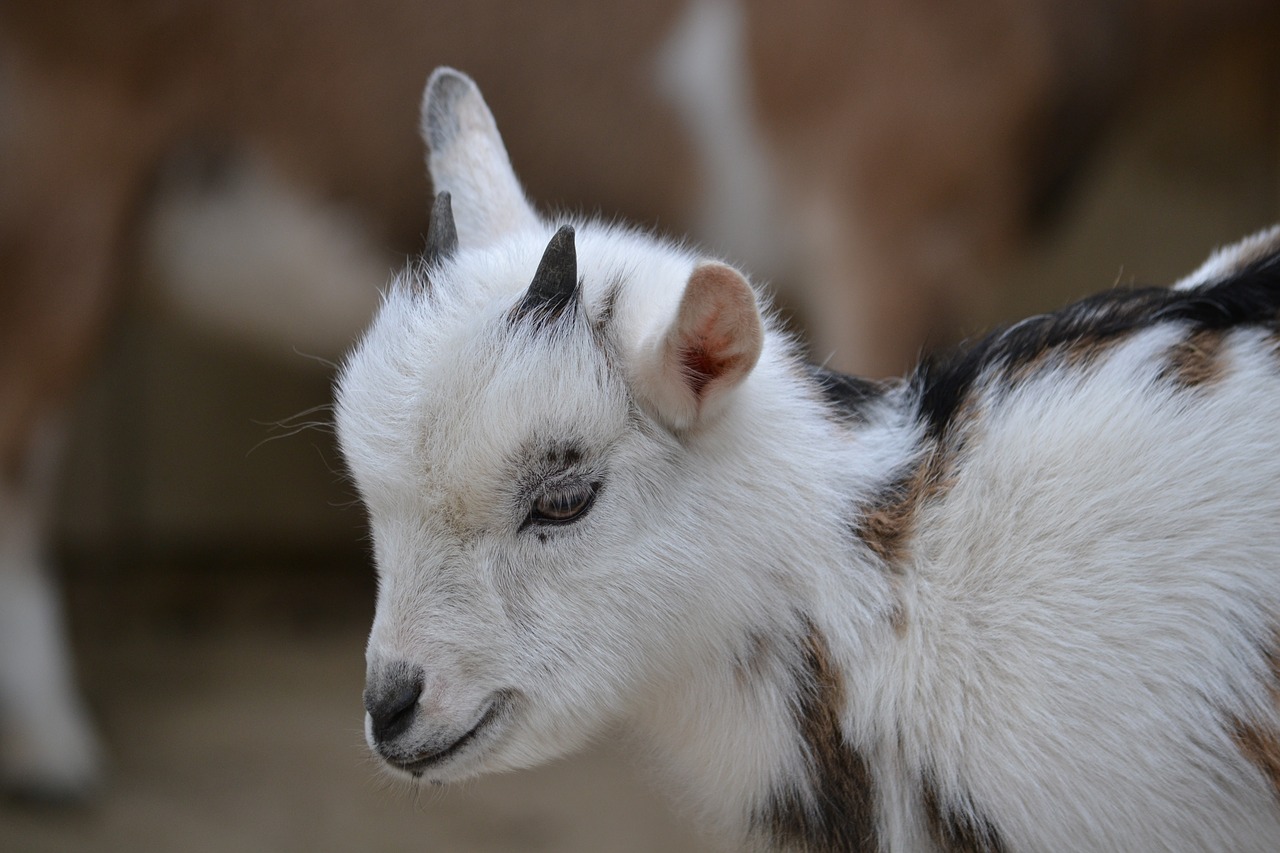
[364,662,424,744]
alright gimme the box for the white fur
[336,69,1280,850]
[654,0,786,281]
[0,417,101,798]
[872,323,1280,850]
[1174,223,1280,290]
[145,152,388,359]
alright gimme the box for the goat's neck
[628,374,914,846]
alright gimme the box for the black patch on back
[806,364,889,424]
[755,620,879,852]
[922,775,1008,853]
[910,251,1280,441]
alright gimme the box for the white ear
[635,262,764,431]
[420,67,540,247]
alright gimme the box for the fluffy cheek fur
[473,435,723,754]
[358,397,737,773]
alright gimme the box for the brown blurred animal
[0,0,1271,799]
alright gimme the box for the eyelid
[524,478,600,528]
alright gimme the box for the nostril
[364,665,424,744]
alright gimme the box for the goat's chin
[371,696,609,785]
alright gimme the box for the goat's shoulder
[862,237,1280,850]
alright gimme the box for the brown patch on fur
[887,594,909,636]
[999,344,1054,387]
[855,443,955,571]
[922,776,1008,853]
[756,620,879,852]
[1161,327,1227,388]
[1003,330,1123,390]
[1232,717,1280,797]
[1060,333,1122,373]
[1231,641,1280,800]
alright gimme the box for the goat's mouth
[382,692,511,776]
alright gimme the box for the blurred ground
[0,555,712,853]
[0,14,1277,853]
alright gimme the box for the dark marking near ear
[424,192,459,270]
[756,619,879,852]
[922,775,1008,853]
[806,364,890,425]
[587,280,625,372]
[512,225,581,326]
[911,249,1280,441]
[593,279,622,338]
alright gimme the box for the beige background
[2,22,1277,853]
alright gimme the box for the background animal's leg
[0,419,101,800]
[0,72,143,796]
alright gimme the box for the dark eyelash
[526,481,600,528]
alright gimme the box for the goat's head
[335,68,767,782]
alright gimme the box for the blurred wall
[12,3,1274,562]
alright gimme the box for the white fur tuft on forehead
[337,219,717,451]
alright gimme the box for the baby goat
[336,68,1280,852]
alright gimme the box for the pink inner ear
[679,323,744,399]
[671,263,763,403]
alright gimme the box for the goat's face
[335,69,764,781]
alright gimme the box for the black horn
[425,192,459,267]
[514,225,579,323]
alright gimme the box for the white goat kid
[335,68,1280,852]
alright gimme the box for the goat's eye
[529,482,597,526]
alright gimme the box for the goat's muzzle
[363,661,424,746]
